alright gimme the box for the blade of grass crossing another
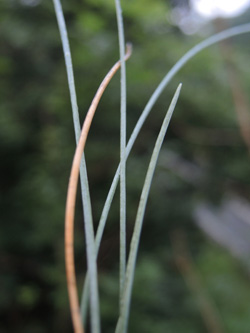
[115,84,182,333]
[81,22,250,324]
[87,23,250,267]
[81,23,250,320]
[64,44,132,333]
[80,45,132,325]
[52,0,94,295]
[52,0,93,230]
[53,1,97,332]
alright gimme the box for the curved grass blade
[92,23,250,260]
[81,22,250,321]
[65,46,132,332]
[115,83,182,333]
[80,44,132,325]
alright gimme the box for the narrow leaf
[115,0,128,307]
[115,83,182,333]
[92,23,250,264]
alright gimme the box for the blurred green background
[1,0,250,332]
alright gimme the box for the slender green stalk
[115,0,127,307]
[80,166,122,323]
[81,23,250,320]
[126,23,250,159]
[52,0,93,221]
[115,83,182,333]
[80,44,132,325]
[100,25,250,255]
[52,1,99,332]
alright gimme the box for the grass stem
[80,45,132,324]
[65,46,132,332]
[115,83,182,333]
[91,24,250,272]
[115,0,128,308]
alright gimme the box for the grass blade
[115,83,182,333]
[126,23,250,159]
[80,43,132,324]
[91,23,250,264]
[81,21,250,326]
[52,1,96,331]
[52,0,94,257]
[64,46,132,331]
[115,0,127,307]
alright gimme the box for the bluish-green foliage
[1,1,250,332]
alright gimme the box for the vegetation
[1,0,250,332]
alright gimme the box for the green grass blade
[126,23,250,158]
[52,0,93,224]
[81,23,250,321]
[92,23,250,261]
[115,0,127,307]
[96,24,250,255]
[52,0,80,139]
[81,167,121,323]
[115,83,182,333]
[52,1,100,331]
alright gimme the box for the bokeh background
[1,0,250,332]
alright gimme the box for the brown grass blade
[65,44,132,333]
